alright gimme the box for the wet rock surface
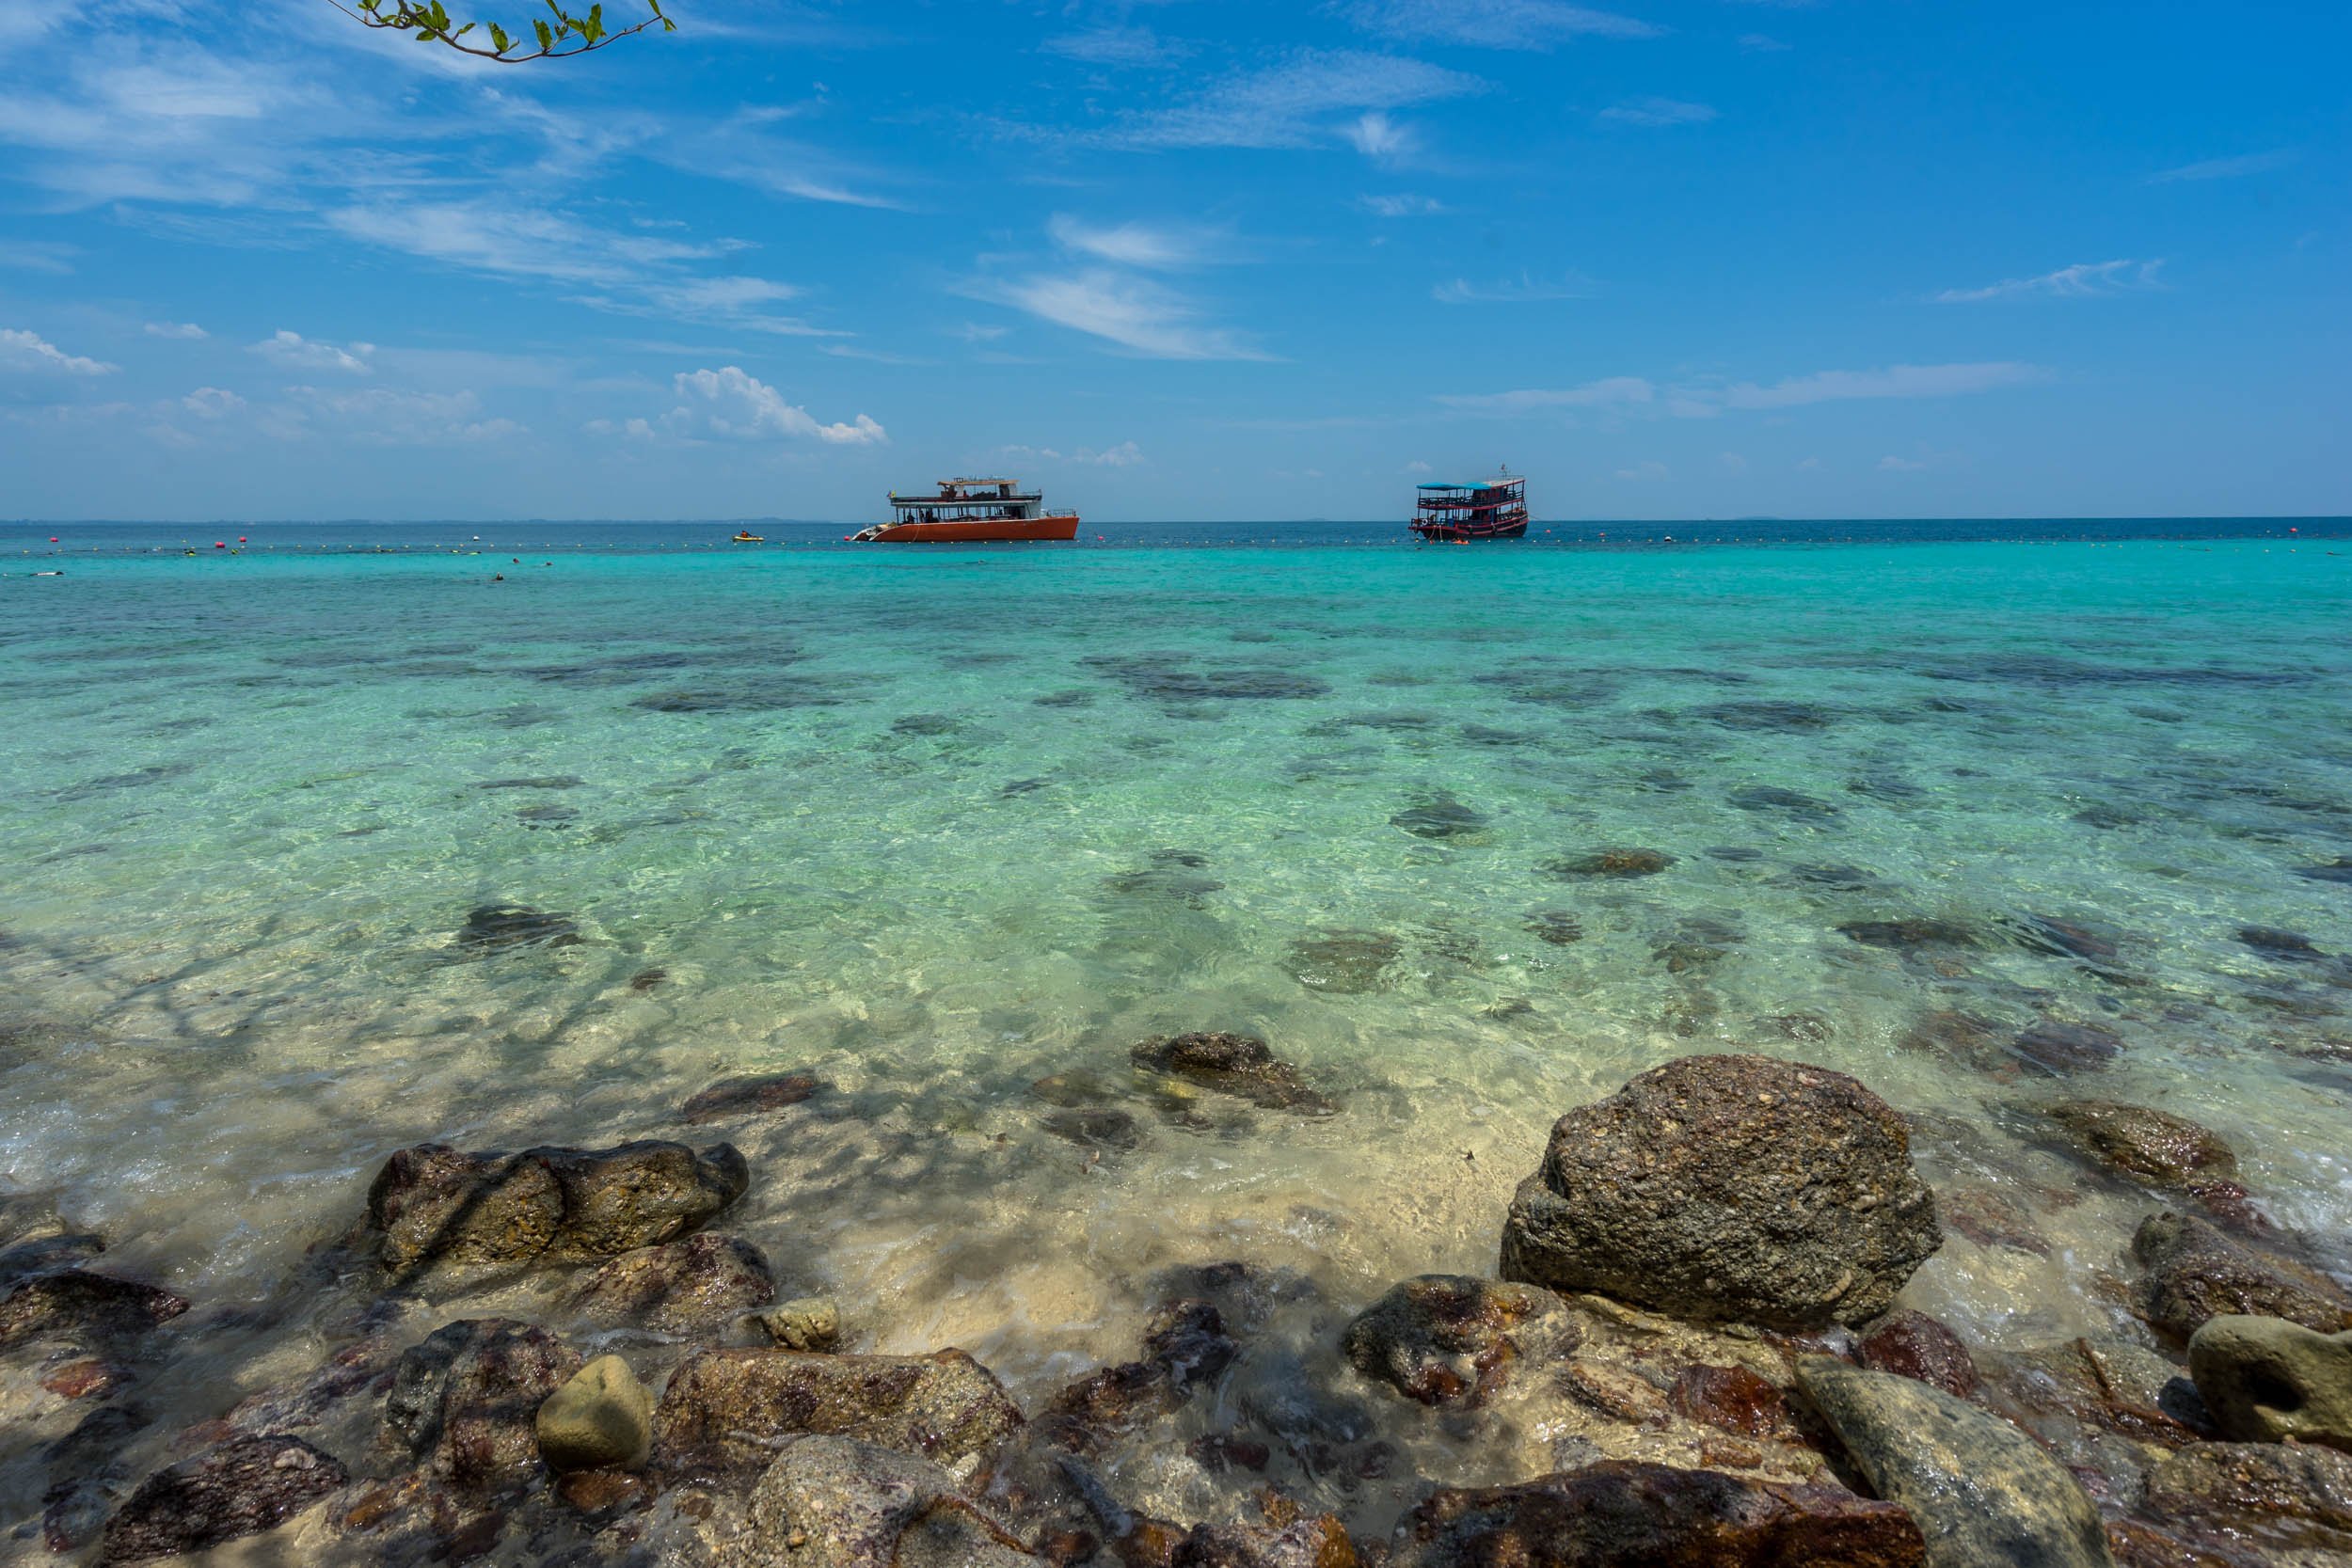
[1500,1054,1941,1328]
[1034,1297,1239,1454]
[571,1232,778,1333]
[99,1434,347,1565]
[1342,1275,1578,1408]
[1855,1311,1979,1400]
[753,1295,844,1352]
[1797,1358,2115,1568]
[734,1433,1041,1567]
[0,1267,189,1349]
[387,1317,583,1491]
[2186,1314,2352,1449]
[2011,1018,2125,1075]
[1131,1033,1337,1116]
[2042,1101,2237,1187]
[681,1074,822,1124]
[536,1353,656,1473]
[654,1348,1025,1479]
[1386,1460,1925,1567]
[364,1138,751,1275]
[2141,1441,2352,1555]
[2132,1212,2352,1339]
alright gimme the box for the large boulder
[1499,1055,1942,1328]
[655,1348,1024,1480]
[1342,1275,1578,1408]
[364,1139,749,1275]
[99,1436,346,1565]
[1796,1357,2114,1568]
[386,1318,583,1492]
[2187,1315,2352,1450]
[571,1232,777,1333]
[2131,1212,2352,1340]
[1386,1460,1925,1567]
[730,1434,1040,1567]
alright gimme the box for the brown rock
[98,1436,347,1565]
[554,1467,650,1518]
[1856,1310,1979,1399]
[572,1232,776,1333]
[1171,1512,1359,1567]
[1500,1054,1943,1329]
[0,1269,189,1349]
[2143,1442,2352,1554]
[2132,1212,2352,1340]
[2045,1102,2236,1187]
[386,1319,582,1493]
[41,1357,126,1400]
[655,1348,1024,1479]
[1130,1034,1335,1116]
[1342,1275,1578,1408]
[2012,1018,2124,1075]
[1545,848,1676,878]
[1668,1364,1801,1439]
[681,1074,820,1124]
[737,1433,1041,1567]
[1941,1188,2054,1257]
[1041,1299,1238,1452]
[1385,1460,1925,1567]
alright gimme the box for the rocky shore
[5,1048,2350,1566]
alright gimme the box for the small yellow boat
[732,531,764,543]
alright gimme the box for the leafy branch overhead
[330,0,674,61]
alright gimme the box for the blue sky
[1,0,2344,523]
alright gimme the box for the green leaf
[532,17,553,48]
[488,23,511,52]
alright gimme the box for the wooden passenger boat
[1411,470,1529,541]
[852,478,1079,544]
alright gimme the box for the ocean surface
[4,516,2351,1461]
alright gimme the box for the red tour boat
[1410,469,1529,541]
[851,478,1080,543]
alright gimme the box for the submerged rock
[572,1232,777,1333]
[2142,1441,2352,1554]
[1037,1298,1239,1453]
[454,903,580,953]
[1729,785,1841,819]
[364,1138,750,1275]
[1386,1460,1924,1568]
[1131,1033,1336,1116]
[752,1296,842,1353]
[99,1436,347,1566]
[2010,1018,2124,1075]
[2004,914,2121,964]
[1796,1358,2114,1568]
[681,1073,821,1124]
[1856,1311,1979,1400]
[734,1434,1040,1568]
[2132,1212,2352,1339]
[1938,1188,2053,1258]
[0,1268,189,1350]
[1392,797,1491,842]
[1283,930,1401,994]
[1541,847,1675,878]
[654,1348,1024,1480]
[1041,1106,1143,1150]
[2043,1101,2236,1187]
[1839,918,1978,950]
[2299,857,2352,884]
[1342,1275,1578,1408]
[536,1354,655,1473]
[1524,911,1584,945]
[2239,926,2326,962]
[387,1318,582,1492]
[2187,1315,2352,1450]
[1500,1054,1941,1329]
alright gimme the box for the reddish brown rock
[2132,1212,2352,1339]
[1668,1364,1802,1439]
[41,1358,126,1400]
[0,1269,188,1349]
[1500,1054,1942,1329]
[1856,1310,1979,1399]
[571,1232,776,1333]
[2044,1101,2236,1188]
[2142,1441,2352,1555]
[1342,1275,1578,1408]
[98,1436,347,1565]
[1385,1460,1924,1567]
[386,1318,582,1493]
[654,1347,1023,1480]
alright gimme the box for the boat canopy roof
[1418,477,1521,491]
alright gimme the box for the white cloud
[1,326,117,375]
[270,386,521,446]
[1934,258,2163,304]
[1433,270,1595,303]
[1615,460,1669,481]
[1041,25,1184,66]
[2147,150,2293,184]
[974,269,1270,361]
[1437,377,1655,412]
[182,387,245,418]
[146,320,208,339]
[660,366,886,445]
[1359,194,1447,216]
[251,329,373,373]
[1345,0,1660,47]
[1719,451,1748,472]
[947,322,1009,343]
[1598,97,1717,126]
[0,240,76,273]
[1344,111,1413,158]
[1048,214,1230,271]
[1405,459,1432,473]
[998,441,1147,467]
[1878,454,1927,471]
[1108,50,1482,150]
[1739,34,1790,52]
[1723,361,2046,407]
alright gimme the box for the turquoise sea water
[4,520,2351,1412]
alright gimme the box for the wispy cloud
[997,440,1147,467]
[1437,377,1655,411]
[1433,270,1595,303]
[1598,97,1717,126]
[1738,33,1790,52]
[1107,50,1482,150]
[946,322,1010,343]
[1359,193,1448,216]
[1345,0,1661,47]
[1343,111,1415,158]
[1048,214,1232,270]
[145,320,208,340]
[182,387,245,418]
[273,385,521,446]
[1934,258,2163,304]
[1041,25,1184,67]
[628,366,887,445]
[1878,453,1928,471]
[0,240,76,273]
[971,269,1272,360]
[1723,361,2046,407]
[250,329,373,374]
[1615,459,1669,481]
[2146,150,2294,184]
[1,326,117,375]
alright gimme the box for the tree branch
[324,0,675,63]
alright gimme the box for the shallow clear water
[4,521,2351,1431]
